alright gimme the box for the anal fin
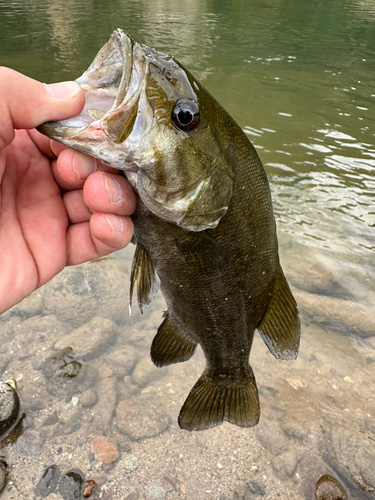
[151,311,197,367]
[129,243,160,314]
[257,265,301,360]
[178,369,260,431]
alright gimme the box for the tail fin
[178,369,260,431]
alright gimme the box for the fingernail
[72,151,97,181]
[106,214,123,232]
[45,81,81,99]
[104,174,122,204]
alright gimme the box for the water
[0,0,374,499]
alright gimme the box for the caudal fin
[178,369,260,431]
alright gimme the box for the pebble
[116,398,169,441]
[90,474,107,486]
[104,346,138,378]
[0,462,7,495]
[247,481,266,496]
[0,381,20,438]
[232,485,251,500]
[271,450,298,479]
[131,357,167,388]
[92,436,119,464]
[42,411,59,427]
[54,317,117,361]
[82,479,97,498]
[79,388,98,407]
[315,474,348,500]
[121,455,138,473]
[15,429,46,456]
[255,419,289,456]
[146,484,167,500]
[34,465,60,498]
[58,469,85,500]
[54,409,83,437]
[94,377,118,433]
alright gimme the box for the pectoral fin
[151,311,197,367]
[129,243,160,314]
[175,231,228,272]
[257,266,300,360]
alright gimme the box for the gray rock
[255,419,289,456]
[54,317,117,361]
[15,429,46,456]
[94,377,118,433]
[42,258,129,327]
[34,464,60,498]
[0,462,7,496]
[15,315,67,359]
[116,398,169,440]
[0,382,20,437]
[54,409,83,437]
[271,450,298,479]
[80,388,98,408]
[232,485,252,500]
[58,469,84,500]
[121,455,138,473]
[104,345,138,378]
[146,484,167,500]
[298,451,342,500]
[42,411,59,426]
[247,481,266,496]
[9,289,43,318]
[329,426,375,495]
[131,357,167,388]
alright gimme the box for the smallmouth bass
[39,29,300,431]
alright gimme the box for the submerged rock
[15,429,46,456]
[146,484,167,500]
[59,469,85,500]
[92,436,119,464]
[34,465,60,498]
[0,462,7,496]
[116,398,169,441]
[314,474,348,500]
[0,381,20,438]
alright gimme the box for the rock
[58,469,85,500]
[15,429,46,456]
[247,481,266,496]
[0,462,7,495]
[9,289,43,318]
[54,317,117,361]
[315,474,348,500]
[103,346,138,378]
[298,451,342,500]
[42,411,59,426]
[34,465,60,498]
[80,388,98,408]
[293,289,375,337]
[82,479,97,498]
[116,398,169,440]
[232,485,252,500]
[271,450,298,479]
[121,455,138,473]
[131,357,167,388]
[92,436,119,464]
[90,474,107,486]
[0,381,20,437]
[328,426,375,494]
[146,484,167,500]
[54,409,83,437]
[94,377,118,433]
[42,258,129,327]
[255,419,289,456]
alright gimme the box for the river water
[0,1,374,499]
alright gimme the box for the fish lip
[38,29,137,141]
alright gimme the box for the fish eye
[172,100,200,131]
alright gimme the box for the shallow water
[0,0,374,499]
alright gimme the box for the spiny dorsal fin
[178,368,260,431]
[151,311,197,367]
[175,231,229,272]
[129,243,160,314]
[257,266,300,360]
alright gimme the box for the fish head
[39,29,234,231]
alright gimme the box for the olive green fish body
[38,29,300,431]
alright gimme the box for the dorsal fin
[151,311,197,367]
[257,266,300,360]
[129,243,160,314]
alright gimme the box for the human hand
[0,68,136,314]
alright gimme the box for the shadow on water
[0,0,374,498]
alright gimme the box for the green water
[0,1,375,499]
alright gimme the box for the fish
[38,29,300,431]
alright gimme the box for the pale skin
[0,68,137,314]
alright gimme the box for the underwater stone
[146,484,167,500]
[0,381,20,438]
[271,450,298,479]
[58,469,85,500]
[315,474,348,500]
[82,479,97,498]
[0,462,7,496]
[255,419,289,456]
[54,409,83,437]
[92,436,119,464]
[121,455,138,473]
[34,465,60,498]
[116,398,169,440]
[15,429,46,456]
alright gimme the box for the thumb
[0,67,85,149]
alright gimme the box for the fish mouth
[38,29,140,145]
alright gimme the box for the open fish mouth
[38,30,142,155]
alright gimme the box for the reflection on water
[0,0,374,499]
